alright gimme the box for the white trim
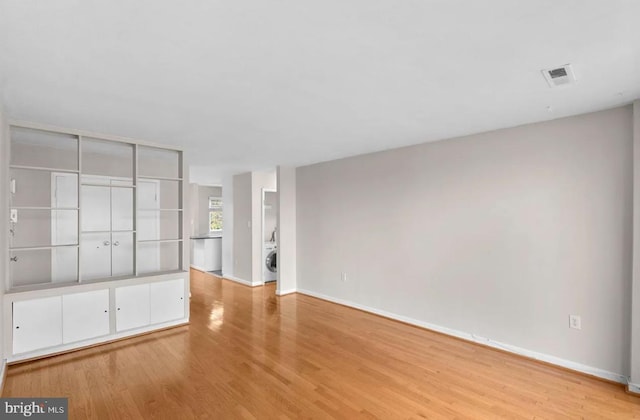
[628,382,640,394]
[7,318,188,363]
[9,120,184,151]
[276,288,296,296]
[0,358,6,392]
[296,288,627,384]
[223,275,262,287]
[189,264,211,273]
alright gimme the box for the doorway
[262,189,278,283]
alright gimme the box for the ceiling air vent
[542,64,576,88]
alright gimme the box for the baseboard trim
[0,358,7,396]
[190,264,215,273]
[223,275,262,287]
[296,288,627,385]
[276,288,296,296]
[628,382,640,396]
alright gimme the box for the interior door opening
[262,188,278,284]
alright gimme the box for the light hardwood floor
[3,269,640,418]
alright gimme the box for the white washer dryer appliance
[264,242,277,282]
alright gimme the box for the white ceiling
[1,1,639,181]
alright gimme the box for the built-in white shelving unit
[7,123,186,290]
[3,121,189,362]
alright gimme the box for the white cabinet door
[191,239,204,268]
[81,232,112,280]
[211,239,222,271]
[111,187,133,232]
[150,279,185,324]
[13,296,63,354]
[111,232,134,277]
[62,289,110,344]
[115,284,150,332]
[203,240,214,271]
[81,185,111,232]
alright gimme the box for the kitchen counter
[190,236,222,271]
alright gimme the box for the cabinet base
[8,319,189,365]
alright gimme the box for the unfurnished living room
[1,0,640,419]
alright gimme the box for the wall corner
[631,99,640,386]
[276,166,296,294]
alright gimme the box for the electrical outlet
[10,209,18,223]
[569,315,581,330]
[341,272,347,282]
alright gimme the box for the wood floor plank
[2,268,640,418]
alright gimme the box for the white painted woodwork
[137,179,161,273]
[51,172,78,282]
[208,240,222,271]
[111,232,134,277]
[150,278,185,324]
[4,271,189,361]
[81,232,111,280]
[190,239,221,272]
[81,185,110,232]
[137,180,160,240]
[190,239,204,268]
[13,296,63,354]
[81,180,135,280]
[111,186,133,231]
[62,289,110,344]
[115,284,150,332]
[51,247,78,284]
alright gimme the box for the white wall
[0,103,8,367]
[296,106,633,379]
[264,191,277,242]
[188,183,199,236]
[233,173,252,282]
[631,100,640,390]
[221,174,234,277]
[191,185,222,236]
[277,166,296,295]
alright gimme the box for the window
[209,197,223,232]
